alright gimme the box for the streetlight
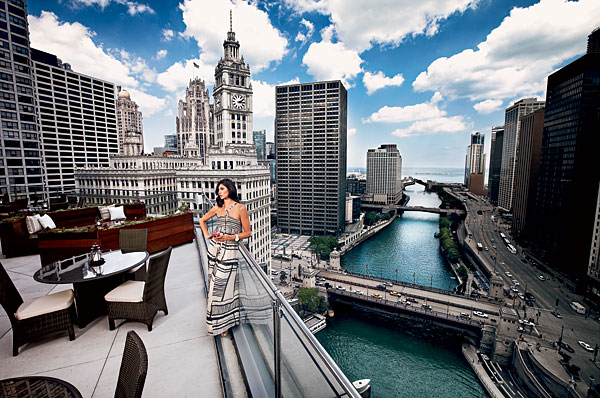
[413,272,416,285]
[394,269,398,284]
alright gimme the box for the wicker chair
[120,229,148,281]
[105,247,172,331]
[114,331,148,398]
[0,262,75,356]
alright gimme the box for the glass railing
[196,228,360,398]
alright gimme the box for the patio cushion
[38,214,56,229]
[109,205,126,221]
[15,289,74,320]
[26,215,42,234]
[99,204,114,220]
[105,280,145,303]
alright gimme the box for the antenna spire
[230,10,232,32]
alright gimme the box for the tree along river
[316,183,487,397]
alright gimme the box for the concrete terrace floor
[0,241,223,398]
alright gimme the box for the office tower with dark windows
[487,126,504,205]
[498,98,544,211]
[253,129,266,161]
[366,144,402,205]
[0,0,44,201]
[164,134,177,153]
[512,108,544,237]
[464,132,485,195]
[532,32,600,296]
[32,48,118,198]
[275,80,347,236]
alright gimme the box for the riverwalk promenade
[462,343,504,398]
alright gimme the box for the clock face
[232,94,246,110]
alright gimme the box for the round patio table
[0,375,82,398]
[34,250,149,328]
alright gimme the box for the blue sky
[26,0,600,168]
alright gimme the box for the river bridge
[319,270,502,339]
[361,203,465,216]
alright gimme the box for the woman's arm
[199,205,218,239]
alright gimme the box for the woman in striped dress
[200,179,251,336]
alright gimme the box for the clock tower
[213,12,253,149]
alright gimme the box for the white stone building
[176,78,213,160]
[366,144,403,205]
[116,87,143,156]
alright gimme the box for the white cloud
[302,40,363,87]
[161,29,175,41]
[284,0,479,52]
[125,88,167,117]
[363,71,405,95]
[473,99,503,114]
[179,0,288,72]
[320,24,335,42]
[155,49,167,60]
[391,116,470,138]
[71,0,154,15]
[253,78,300,118]
[28,11,139,87]
[366,92,444,123]
[295,18,315,44]
[348,128,357,136]
[413,0,600,101]
[156,58,215,93]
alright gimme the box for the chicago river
[317,170,487,397]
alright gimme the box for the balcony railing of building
[196,200,360,397]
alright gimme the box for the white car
[537,275,545,281]
[473,311,488,318]
[355,290,364,295]
[336,285,346,291]
[512,280,519,286]
[505,271,512,277]
[578,341,593,352]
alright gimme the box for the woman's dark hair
[215,178,240,207]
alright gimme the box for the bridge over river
[361,203,465,216]
[319,270,501,339]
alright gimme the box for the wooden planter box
[38,212,194,266]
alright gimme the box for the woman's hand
[213,234,232,242]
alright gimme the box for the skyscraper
[253,129,266,161]
[164,134,177,153]
[116,87,143,156]
[0,0,44,201]
[176,78,213,159]
[366,144,402,205]
[512,108,544,237]
[464,132,485,195]
[487,126,504,205]
[498,98,545,211]
[275,80,347,235]
[32,48,118,198]
[213,14,253,149]
[532,32,600,294]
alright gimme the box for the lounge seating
[0,261,75,356]
[105,247,172,331]
[120,228,148,281]
[114,330,148,398]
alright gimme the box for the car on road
[383,281,393,287]
[460,312,471,319]
[490,238,495,243]
[355,290,364,295]
[490,255,496,260]
[484,246,489,251]
[512,280,520,286]
[375,284,387,291]
[537,275,545,281]
[406,297,418,303]
[324,282,332,289]
[492,245,497,249]
[518,293,525,300]
[271,270,279,275]
[473,311,488,318]
[552,311,562,319]
[371,294,383,299]
[525,300,534,307]
[389,291,400,297]
[505,271,512,277]
[561,342,575,353]
[511,287,519,293]
[336,285,346,291]
[578,341,594,352]
[315,281,324,286]
[317,276,326,282]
